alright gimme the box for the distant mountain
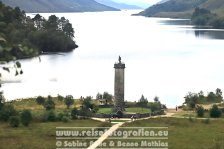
[138,0,224,18]
[0,0,119,13]
[95,0,142,10]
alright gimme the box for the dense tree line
[191,7,224,29]
[184,88,223,109]
[0,2,78,61]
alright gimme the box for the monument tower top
[114,56,125,69]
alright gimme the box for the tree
[0,93,5,111]
[20,109,32,126]
[0,104,17,121]
[137,95,148,110]
[196,106,205,117]
[36,96,45,105]
[44,96,55,110]
[96,93,103,99]
[184,92,199,109]
[57,94,64,102]
[64,95,74,109]
[154,96,159,102]
[103,92,113,105]
[210,105,222,118]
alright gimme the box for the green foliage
[44,96,55,111]
[0,93,5,110]
[148,102,161,112]
[138,0,207,17]
[20,109,32,126]
[210,105,222,118]
[0,104,18,121]
[35,96,45,105]
[0,3,78,62]
[9,116,20,127]
[61,116,69,123]
[192,7,224,29]
[71,108,78,119]
[64,95,74,109]
[57,94,64,102]
[44,110,56,122]
[137,95,148,108]
[96,93,103,99]
[184,89,223,109]
[103,92,113,104]
[196,106,205,117]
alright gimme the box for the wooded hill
[138,0,224,18]
[0,0,119,13]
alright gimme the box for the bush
[20,110,32,126]
[0,104,17,121]
[64,95,74,109]
[71,108,78,120]
[9,116,20,127]
[57,112,64,121]
[44,110,56,122]
[36,96,45,105]
[196,106,205,117]
[44,96,55,111]
[62,116,69,123]
[210,105,222,118]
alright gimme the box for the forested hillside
[0,0,119,13]
[0,2,78,61]
[138,0,224,18]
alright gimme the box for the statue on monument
[118,56,121,63]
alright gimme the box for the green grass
[97,107,150,114]
[101,117,224,149]
[0,119,102,149]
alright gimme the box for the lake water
[1,10,224,107]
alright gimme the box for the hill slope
[0,0,119,13]
[95,0,142,9]
[138,0,224,18]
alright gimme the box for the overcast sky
[112,0,162,8]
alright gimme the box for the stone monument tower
[114,56,125,112]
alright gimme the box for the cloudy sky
[112,0,162,8]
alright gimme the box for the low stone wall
[94,111,164,119]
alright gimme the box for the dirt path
[87,122,124,149]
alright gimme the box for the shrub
[44,110,56,122]
[57,112,64,121]
[0,104,18,121]
[210,105,222,118]
[44,96,55,111]
[64,95,74,109]
[36,96,45,105]
[20,110,32,126]
[9,116,20,127]
[57,94,64,102]
[196,106,205,117]
[62,116,69,123]
[71,108,78,120]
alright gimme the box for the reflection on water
[1,10,224,108]
[194,30,224,39]
[160,19,224,39]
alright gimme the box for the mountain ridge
[95,0,142,10]
[138,0,224,18]
[0,0,119,13]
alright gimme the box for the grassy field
[97,107,150,114]
[101,117,224,149]
[0,119,103,149]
